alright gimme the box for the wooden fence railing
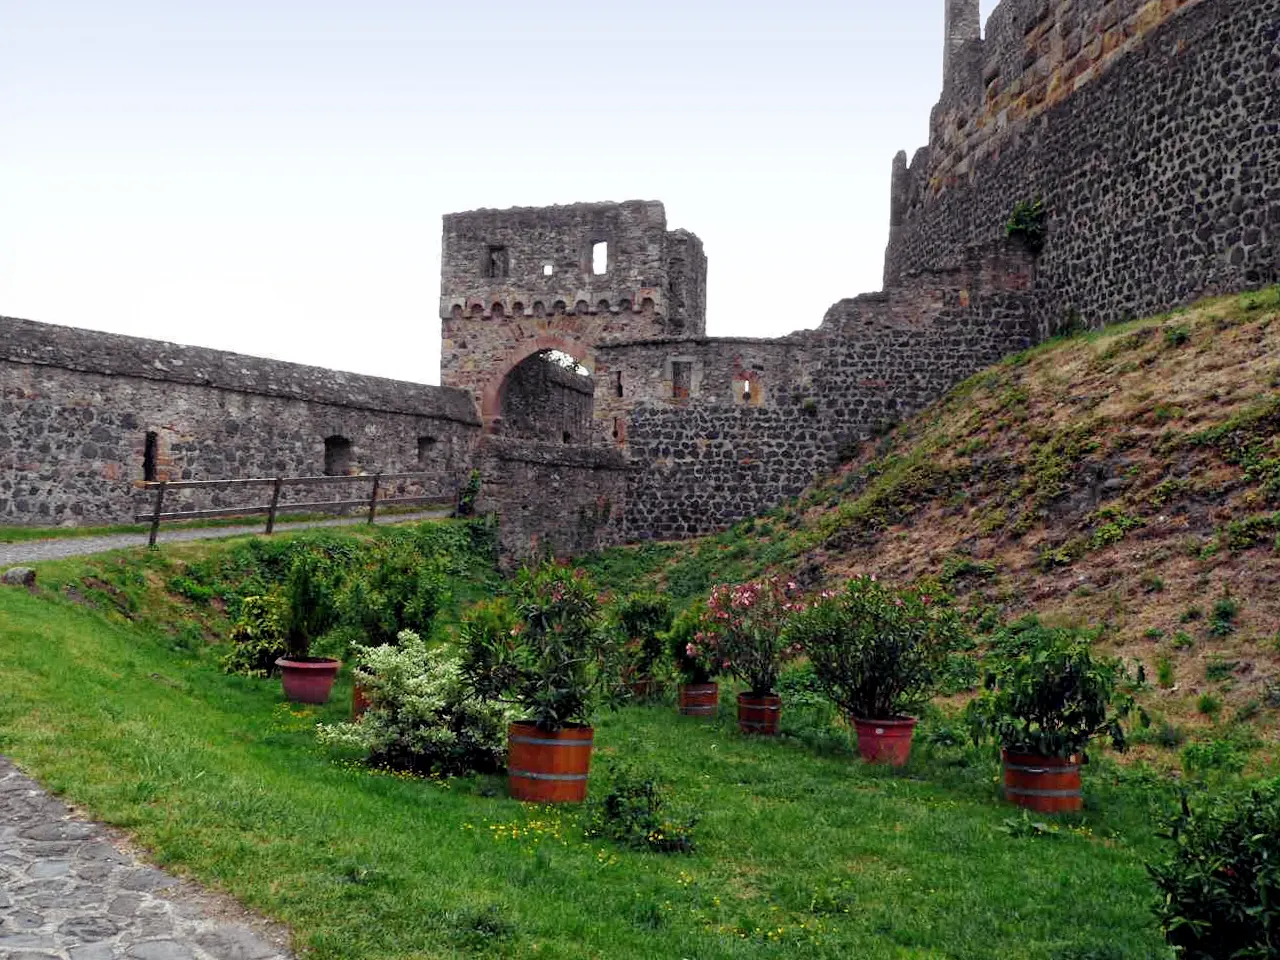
[136,473,454,547]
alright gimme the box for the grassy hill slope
[583,286,1280,761]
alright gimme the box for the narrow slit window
[614,371,624,398]
[143,431,158,482]
[672,361,693,399]
[543,263,554,276]
[592,241,608,276]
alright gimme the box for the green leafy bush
[665,602,719,685]
[608,593,673,685]
[222,595,289,676]
[1006,198,1047,253]
[317,631,509,776]
[966,620,1143,757]
[583,763,696,854]
[459,563,610,731]
[783,576,963,719]
[1181,738,1248,779]
[341,543,450,648]
[1148,779,1280,958]
[283,550,344,659]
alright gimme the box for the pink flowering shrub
[666,602,719,685]
[703,576,805,696]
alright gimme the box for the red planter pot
[1002,750,1083,813]
[276,657,341,705]
[507,722,594,804]
[737,693,782,735]
[677,683,719,717]
[852,716,918,766]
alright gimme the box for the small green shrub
[1222,513,1280,551]
[317,631,510,777]
[1088,506,1144,550]
[1163,325,1191,348]
[221,595,289,677]
[1140,575,1165,594]
[1208,592,1241,638]
[1205,656,1239,683]
[1181,738,1247,778]
[1173,631,1196,650]
[283,550,344,659]
[1197,693,1223,718]
[1180,606,1204,624]
[608,593,673,686]
[583,763,697,854]
[1006,198,1047,253]
[1156,656,1176,690]
[1144,627,1166,640]
[967,620,1144,757]
[1149,778,1280,958]
[339,544,450,650]
[665,602,719,685]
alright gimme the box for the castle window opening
[483,245,509,279]
[562,430,572,444]
[592,241,608,276]
[417,436,438,465]
[324,435,352,476]
[742,380,752,401]
[543,263,554,276]
[672,361,693,399]
[614,371,623,397]
[143,431,158,482]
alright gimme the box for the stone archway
[480,335,595,437]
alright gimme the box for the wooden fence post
[148,482,167,548]
[367,473,382,525]
[265,477,284,534]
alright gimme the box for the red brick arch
[479,335,595,433]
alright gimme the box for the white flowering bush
[317,630,510,776]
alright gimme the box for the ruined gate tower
[438,200,706,438]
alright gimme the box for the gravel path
[0,510,451,567]
[0,756,293,960]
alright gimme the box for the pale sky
[1,1,1000,385]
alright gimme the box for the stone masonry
[0,756,292,960]
[1,0,1275,550]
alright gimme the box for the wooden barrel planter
[737,693,782,735]
[507,722,593,804]
[276,657,341,705]
[1002,751,1083,813]
[678,683,719,717]
[852,716,918,766]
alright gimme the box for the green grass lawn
[0,575,1174,959]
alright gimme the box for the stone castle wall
[889,0,1279,329]
[597,248,1039,538]
[0,316,479,525]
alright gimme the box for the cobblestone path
[0,509,449,568]
[0,758,293,960]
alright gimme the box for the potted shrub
[784,575,961,766]
[966,620,1143,812]
[666,602,721,717]
[460,563,611,803]
[276,551,344,704]
[704,576,802,735]
[610,593,673,700]
[317,629,510,776]
[340,544,450,718]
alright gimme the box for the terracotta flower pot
[352,681,371,719]
[1002,750,1083,812]
[275,657,341,705]
[737,692,782,735]
[852,716,918,766]
[677,682,719,717]
[507,722,593,804]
